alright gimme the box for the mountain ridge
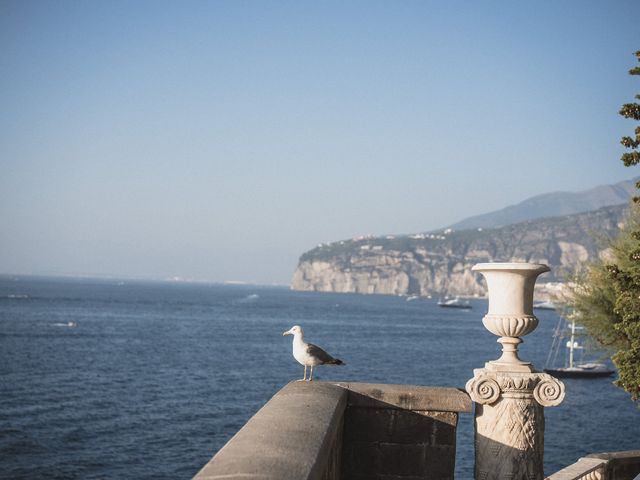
[448,177,637,231]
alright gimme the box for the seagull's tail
[328,358,345,366]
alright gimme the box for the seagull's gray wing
[306,343,336,364]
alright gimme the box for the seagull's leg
[302,365,307,381]
[309,366,314,382]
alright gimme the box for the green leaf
[622,151,640,167]
[621,136,640,149]
[619,103,640,121]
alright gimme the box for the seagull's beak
[283,330,291,336]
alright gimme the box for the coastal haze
[2,2,640,285]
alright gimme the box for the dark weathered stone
[379,443,428,476]
[342,441,381,476]
[425,445,456,480]
[428,412,458,446]
[343,407,392,443]
[339,383,470,479]
[349,476,428,480]
[321,414,343,480]
[387,410,437,445]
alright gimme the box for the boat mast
[568,317,576,369]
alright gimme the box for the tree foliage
[620,51,640,176]
[569,51,640,401]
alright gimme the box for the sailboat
[543,314,615,378]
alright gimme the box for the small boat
[406,295,420,302]
[533,301,556,311]
[544,364,614,378]
[543,315,614,378]
[52,321,77,328]
[437,297,472,309]
[235,293,260,304]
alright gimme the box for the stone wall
[193,381,471,480]
[193,382,347,480]
[337,383,470,480]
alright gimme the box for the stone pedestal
[466,263,565,480]
[466,369,564,480]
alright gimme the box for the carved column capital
[465,372,501,405]
[465,369,565,407]
[533,373,565,407]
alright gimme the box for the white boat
[437,297,472,309]
[533,301,556,311]
[543,315,614,378]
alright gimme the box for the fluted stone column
[466,263,565,480]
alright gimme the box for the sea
[1,275,638,479]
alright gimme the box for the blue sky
[1,1,639,284]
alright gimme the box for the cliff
[291,204,628,297]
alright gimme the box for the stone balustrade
[193,381,471,480]
[545,451,640,480]
[546,457,607,480]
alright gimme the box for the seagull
[282,325,344,381]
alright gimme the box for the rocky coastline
[291,204,628,297]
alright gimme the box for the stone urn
[467,263,564,480]
[472,262,550,372]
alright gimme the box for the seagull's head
[283,325,303,337]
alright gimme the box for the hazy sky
[1,1,639,284]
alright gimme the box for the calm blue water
[1,276,638,479]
